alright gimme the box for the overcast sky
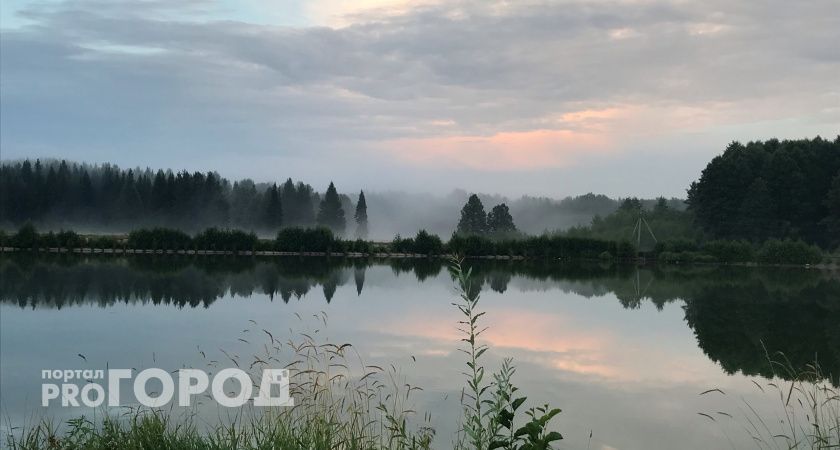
[1,0,837,198]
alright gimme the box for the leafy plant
[449,257,562,450]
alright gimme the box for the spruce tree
[316,182,346,234]
[355,190,369,239]
[456,194,487,235]
[263,183,283,230]
[487,203,517,236]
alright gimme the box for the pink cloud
[382,128,611,171]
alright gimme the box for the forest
[0,137,837,256]
[0,160,363,236]
[687,136,840,249]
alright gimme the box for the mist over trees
[354,191,368,239]
[687,137,840,248]
[0,160,324,234]
[1,159,678,239]
[456,194,488,235]
[455,194,519,238]
[316,182,346,234]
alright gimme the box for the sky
[1,0,838,198]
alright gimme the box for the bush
[276,227,341,253]
[128,228,191,250]
[655,239,699,255]
[701,240,754,263]
[757,239,823,265]
[390,234,415,253]
[194,228,258,251]
[11,223,39,249]
[414,230,444,255]
[55,230,83,248]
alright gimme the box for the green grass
[700,350,840,449]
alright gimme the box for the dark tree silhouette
[456,194,487,235]
[487,203,517,236]
[355,190,369,239]
[687,137,840,247]
[316,182,346,235]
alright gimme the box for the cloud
[1,0,837,194]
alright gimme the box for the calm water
[1,255,838,449]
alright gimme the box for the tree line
[687,136,840,249]
[0,160,369,237]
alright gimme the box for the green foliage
[487,204,517,236]
[316,182,347,235]
[193,228,258,251]
[457,194,488,235]
[0,159,323,231]
[563,200,701,251]
[128,228,192,249]
[390,230,443,255]
[447,233,632,259]
[687,137,840,248]
[261,183,283,230]
[450,258,563,450]
[701,240,755,263]
[11,223,38,248]
[355,190,369,239]
[275,227,340,253]
[756,239,824,265]
[654,238,825,265]
[7,323,435,450]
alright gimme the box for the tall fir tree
[456,194,487,235]
[316,182,346,234]
[355,190,369,239]
[487,203,517,235]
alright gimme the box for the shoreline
[2,246,836,271]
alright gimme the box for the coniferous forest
[0,160,352,235]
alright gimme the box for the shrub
[11,223,38,249]
[128,228,191,250]
[194,228,258,251]
[55,230,83,249]
[757,239,823,265]
[275,227,340,253]
[412,230,444,255]
[701,240,754,263]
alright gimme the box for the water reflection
[1,254,838,383]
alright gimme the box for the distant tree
[316,182,346,234]
[355,190,369,239]
[456,194,487,235]
[487,203,517,235]
[653,197,669,214]
[262,183,283,230]
[619,197,642,211]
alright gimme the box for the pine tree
[316,182,346,234]
[355,190,369,239]
[487,203,516,236]
[456,194,487,235]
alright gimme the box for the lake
[1,255,838,449]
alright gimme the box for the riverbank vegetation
[1,221,831,266]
